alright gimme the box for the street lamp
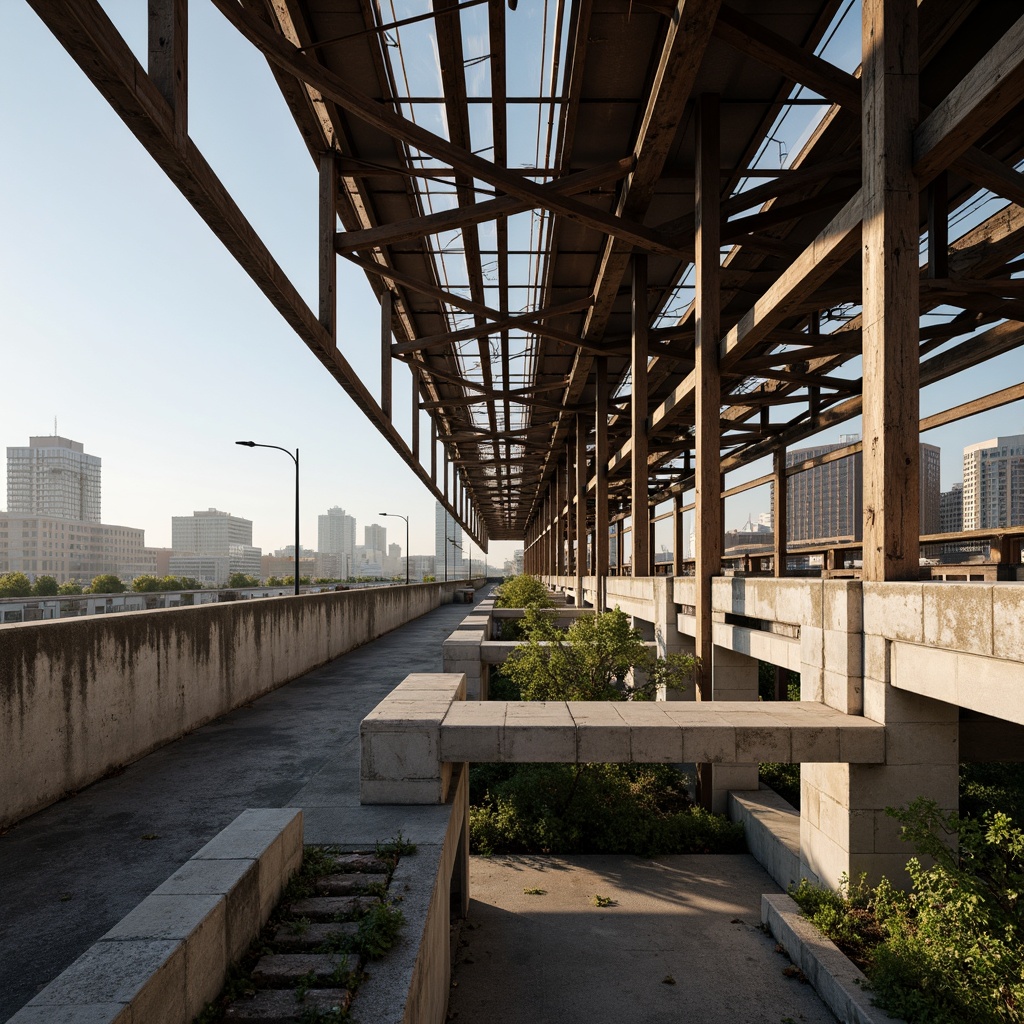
[379,512,410,585]
[236,441,300,596]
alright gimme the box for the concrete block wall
[0,582,477,829]
[6,808,302,1024]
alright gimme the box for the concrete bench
[6,808,302,1024]
[360,676,885,805]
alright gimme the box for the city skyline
[2,4,1021,569]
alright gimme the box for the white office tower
[318,506,356,559]
[963,435,1024,529]
[7,435,101,522]
[170,508,261,585]
[434,502,464,579]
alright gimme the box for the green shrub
[791,800,1024,1024]
[501,605,695,702]
[469,762,744,857]
[494,574,554,609]
[759,762,800,809]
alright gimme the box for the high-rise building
[939,483,963,534]
[0,512,145,583]
[434,502,463,579]
[771,437,940,543]
[170,508,261,585]
[365,523,386,553]
[6,435,101,522]
[962,435,1024,530]
[318,507,356,561]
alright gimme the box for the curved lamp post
[379,512,410,585]
[236,441,299,596]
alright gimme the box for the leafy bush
[961,763,1024,824]
[494,574,554,609]
[759,762,800,809]
[502,605,695,702]
[790,800,1024,1024]
[470,762,745,857]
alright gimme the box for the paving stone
[272,922,358,951]
[224,988,351,1022]
[284,897,377,922]
[251,953,359,987]
[324,853,390,874]
[315,872,388,896]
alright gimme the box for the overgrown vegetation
[494,573,554,609]
[500,605,694,702]
[470,762,744,856]
[790,799,1024,1024]
[470,604,745,856]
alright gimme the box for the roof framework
[27,0,1024,555]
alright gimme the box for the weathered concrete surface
[448,854,838,1024]
[0,592,490,1022]
[0,580,484,828]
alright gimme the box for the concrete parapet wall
[6,808,302,1024]
[729,788,805,891]
[762,894,908,1024]
[355,766,469,1024]
[0,582,479,828]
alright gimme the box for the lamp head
[235,440,256,447]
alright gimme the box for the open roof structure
[28,0,1024,563]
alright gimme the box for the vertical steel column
[631,255,650,578]
[773,448,788,577]
[594,357,610,609]
[861,0,920,581]
[694,93,722,701]
[575,416,587,605]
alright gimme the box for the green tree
[422,574,436,583]
[88,574,125,594]
[58,579,83,595]
[32,575,60,596]
[502,606,695,702]
[495,574,554,609]
[227,573,261,588]
[176,577,202,590]
[132,575,162,592]
[266,576,283,587]
[0,572,33,598]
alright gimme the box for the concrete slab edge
[729,787,810,891]
[761,894,907,1024]
[5,808,302,1024]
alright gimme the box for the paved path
[0,592,487,1021]
[1,586,838,1024]
[450,854,838,1024]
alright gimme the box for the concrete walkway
[1,586,838,1024]
[450,855,838,1024]
[0,592,488,1021]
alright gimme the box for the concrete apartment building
[1,435,153,583]
[316,505,356,578]
[962,434,1024,530]
[6,436,101,523]
[169,508,262,586]
[939,483,964,533]
[771,438,941,544]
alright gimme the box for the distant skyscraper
[170,508,261,585]
[365,523,387,553]
[962,435,1024,530]
[318,506,356,560]
[771,437,940,543]
[434,502,463,579]
[939,483,963,534]
[7,435,101,522]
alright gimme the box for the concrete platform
[448,854,838,1024]
[0,592,491,1022]
[439,700,885,765]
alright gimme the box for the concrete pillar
[801,682,958,888]
[708,645,760,813]
[652,577,695,702]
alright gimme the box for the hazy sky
[2,2,1020,563]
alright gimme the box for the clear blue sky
[2,3,1020,564]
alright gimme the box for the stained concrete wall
[0,581,484,828]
